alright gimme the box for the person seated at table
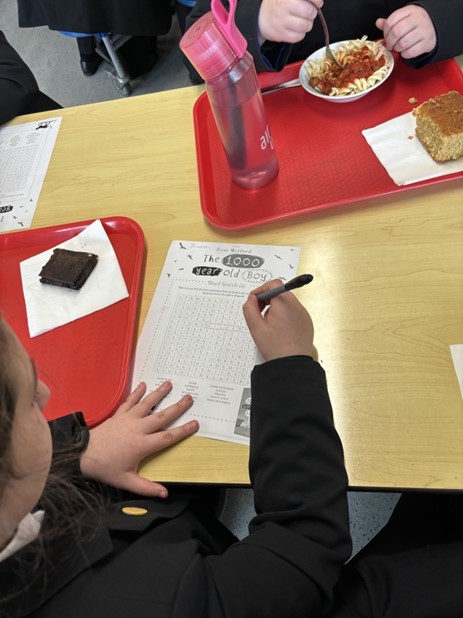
[17,0,173,77]
[186,0,463,73]
[327,491,463,617]
[0,280,351,618]
[0,30,61,126]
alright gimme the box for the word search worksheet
[0,118,62,232]
[132,240,300,444]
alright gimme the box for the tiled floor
[1,0,401,556]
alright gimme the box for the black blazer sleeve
[0,31,40,126]
[175,356,352,618]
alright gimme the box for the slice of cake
[412,90,463,162]
[39,248,98,290]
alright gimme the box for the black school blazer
[1,357,352,618]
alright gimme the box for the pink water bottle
[180,0,279,190]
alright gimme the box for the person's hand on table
[80,382,198,498]
[258,0,324,45]
[376,6,437,59]
[243,279,314,361]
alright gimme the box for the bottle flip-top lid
[179,0,247,81]
[210,0,247,57]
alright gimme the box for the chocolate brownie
[39,248,98,290]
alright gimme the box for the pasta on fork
[306,37,390,97]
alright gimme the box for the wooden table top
[7,56,463,489]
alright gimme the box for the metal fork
[261,78,300,94]
[318,8,343,68]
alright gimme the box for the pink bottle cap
[180,12,236,81]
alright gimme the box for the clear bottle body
[205,52,278,190]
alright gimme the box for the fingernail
[159,490,168,499]
[160,381,171,390]
[183,394,193,403]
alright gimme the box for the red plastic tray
[0,216,145,427]
[194,57,463,229]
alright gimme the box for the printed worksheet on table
[132,240,301,445]
[0,117,62,232]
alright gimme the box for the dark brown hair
[0,320,17,497]
[0,318,105,613]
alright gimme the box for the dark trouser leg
[349,492,463,563]
[77,36,101,76]
[175,2,192,34]
[176,2,203,84]
[328,493,463,618]
[117,36,158,78]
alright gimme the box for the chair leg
[99,35,132,95]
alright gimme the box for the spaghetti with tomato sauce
[309,46,386,95]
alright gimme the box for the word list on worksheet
[132,240,300,444]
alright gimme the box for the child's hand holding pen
[242,275,314,362]
[256,273,313,302]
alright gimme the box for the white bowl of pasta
[299,37,394,103]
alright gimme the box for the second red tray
[193,57,463,229]
[0,216,145,427]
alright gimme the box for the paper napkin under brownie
[20,219,128,337]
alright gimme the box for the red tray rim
[0,215,145,426]
[193,58,463,230]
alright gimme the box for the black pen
[256,273,313,302]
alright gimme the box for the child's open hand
[81,382,198,498]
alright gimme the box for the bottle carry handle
[211,0,247,58]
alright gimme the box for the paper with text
[132,240,300,444]
[450,344,463,399]
[0,117,62,232]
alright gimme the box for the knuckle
[156,409,168,424]
[162,430,175,445]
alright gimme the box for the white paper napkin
[362,112,463,185]
[20,219,129,337]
